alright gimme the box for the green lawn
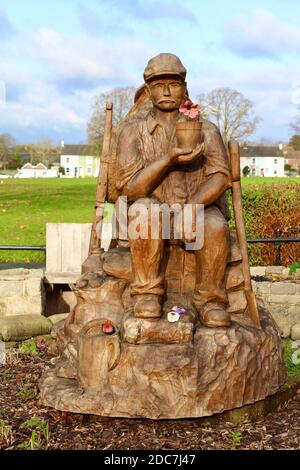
[0,176,299,263]
[0,178,97,263]
[241,176,300,186]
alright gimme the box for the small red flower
[179,100,200,119]
[102,323,115,334]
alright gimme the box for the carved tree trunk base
[39,306,285,419]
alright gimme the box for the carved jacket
[116,111,230,220]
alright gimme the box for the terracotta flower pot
[175,121,202,149]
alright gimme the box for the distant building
[15,162,59,178]
[284,147,300,174]
[60,142,99,177]
[240,145,285,177]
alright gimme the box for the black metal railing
[0,245,46,252]
[0,237,299,265]
[246,237,300,265]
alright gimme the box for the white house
[60,142,100,178]
[240,145,285,177]
[15,162,59,178]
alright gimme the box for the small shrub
[289,262,300,274]
[283,339,300,378]
[0,420,13,445]
[19,341,38,355]
[19,387,38,403]
[228,430,243,448]
[19,418,49,450]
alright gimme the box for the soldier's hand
[168,143,205,165]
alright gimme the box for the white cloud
[1,15,300,143]
[187,60,300,141]
[27,28,154,86]
[0,26,156,142]
[0,60,88,142]
[225,8,300,59]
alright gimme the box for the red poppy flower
[102,323,115,334]
[179,100,200,119]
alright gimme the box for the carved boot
[199,302,231,328]
[133,294,162,319]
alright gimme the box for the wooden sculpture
[40,54,285,419]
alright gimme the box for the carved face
[146,75,186,112]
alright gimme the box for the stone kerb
[251,266,300,340]
[0,268,45,317]
[0,265,299,339]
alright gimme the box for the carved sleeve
[116,122,144,193]
[202,121,230,179]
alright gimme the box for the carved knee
[204,211,229,239]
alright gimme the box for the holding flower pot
[176,121,202,149]
[176,100,202,149]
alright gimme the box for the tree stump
[40,305,285,419]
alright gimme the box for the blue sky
[1,0,300,144]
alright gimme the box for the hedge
[227,183,300,266]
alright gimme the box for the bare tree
[0,133,16,169]
[290,116,300,134]
[87,86,135,154]
[197,88,262,146]
[25,140,60,166]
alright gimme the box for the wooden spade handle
[89,102,113,256]
[228,140,261,328]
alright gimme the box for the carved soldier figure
[116,53,231,328]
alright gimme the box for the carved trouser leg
[193,206,229,313]
[128,197,165,298]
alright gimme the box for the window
[274,170,277,175]
[66,168,69,173]
[274,158,277,164]
[87,167,92,175]
[66,157,69,163]
[252,158,255,164]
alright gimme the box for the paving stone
[0,280,23,297]
[3,296,44,316]
[25,278,42,296]
[270,282,297,295]
[270,295,300,305]
[250,267,266,277]
[266,266,284,275]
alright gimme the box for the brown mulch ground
[0,347,300,450]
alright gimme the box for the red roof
[21,163,34,169]
[35,163,47,170]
